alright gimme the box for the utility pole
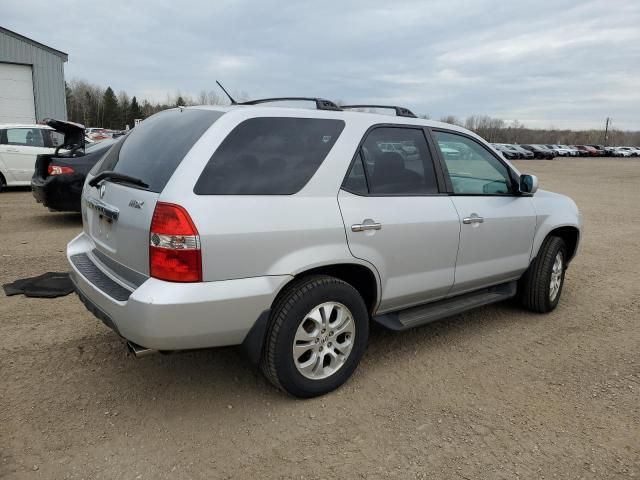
[604,117,610,146]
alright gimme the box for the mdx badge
[129,199,145,209]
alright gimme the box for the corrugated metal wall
[0,29,67,121]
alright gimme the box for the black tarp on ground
[3,272,74,298]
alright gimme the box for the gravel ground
[1,158,638,479]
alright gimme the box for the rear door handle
[5,148,19,153]
[463,215,484,224]
[351,223,382,232]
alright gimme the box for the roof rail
[239,97,342,111]
[341,105,417,118]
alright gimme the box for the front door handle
[5,148,19,153]
[463,214,484,225]
[351,222,382,232]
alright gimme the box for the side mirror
[519,174,538,194]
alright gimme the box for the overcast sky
[3,0,639,129]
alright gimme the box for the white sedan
[612,147,634,157]
[0,124,63,190]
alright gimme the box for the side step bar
[373,281,517,331]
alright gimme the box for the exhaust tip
[126,341,157,358]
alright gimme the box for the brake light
[48,164,75,176]
[149,202,202,282]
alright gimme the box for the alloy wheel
[292,302,356,380]
[549,251,564,301]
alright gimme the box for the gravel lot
[1,158,639,479]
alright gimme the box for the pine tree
[102,87,119,129]
[117,91,130,129]
[175,96,185,107]
[130,96,143,123]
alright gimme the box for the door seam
[447,196,463,297]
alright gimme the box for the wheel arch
[241,262,380,366]
[286,263,380,315]
[550,226,580,262]
[534,225,580,265]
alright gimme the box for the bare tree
[439,115,462,126]
[207,90,220,105]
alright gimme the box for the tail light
[48,164,75,176]
[149,202,202,282]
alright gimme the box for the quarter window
[344,127,438,195]
[432,131,513,194]
[194,117,345,195]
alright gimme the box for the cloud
[2,0,639,129]
[207,55,256,73]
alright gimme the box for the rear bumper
[67,233,292,350]
[31,174,84,212]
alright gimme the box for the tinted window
[194,117,345,195]
[96,108,223,192]
[4,128,45,147]
[343,153,368,194]
[352,127,438,195]
[433,131,513,195]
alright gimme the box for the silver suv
[67,100,581,398]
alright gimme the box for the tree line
[64,79,639,145]
[436,114,640,147]
[65,79,246,130]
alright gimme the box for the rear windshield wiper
[89,171,149,189]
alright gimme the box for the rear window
[194,117,345,195]
[96,108,223,192]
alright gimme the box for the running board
[373,281,517,331]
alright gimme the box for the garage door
[0,63,36,124]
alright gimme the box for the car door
[431,129,536,295]
[0,129,12,183]
[0,128,52,183]
[338,126,461,313]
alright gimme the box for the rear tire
[261,275,369,398]
[519,236,567,313]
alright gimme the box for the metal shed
[0,27,68,124]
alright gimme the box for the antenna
[216,80,237,105]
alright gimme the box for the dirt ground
[1,158,638,479]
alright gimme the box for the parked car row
[607,146,640,157]
[85,127,127,141]
[492,143,640,159]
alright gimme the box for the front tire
[261,275,369,398]
[519,236,567,313]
